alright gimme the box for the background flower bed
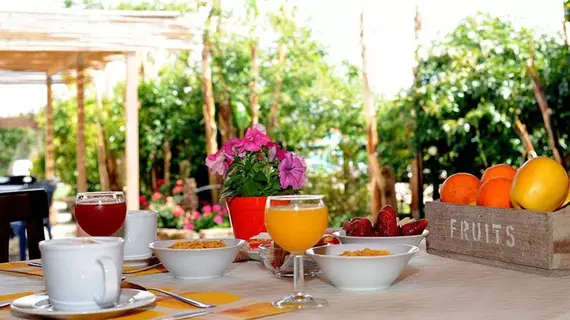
[140,179,230,231]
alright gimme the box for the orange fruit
[440,173,482,205]
[481,164,516,183]
[476,178,513,208]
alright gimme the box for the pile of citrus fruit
[440,156,570,211]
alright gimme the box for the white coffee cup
[39,237,124,311]
[123,210,158,259]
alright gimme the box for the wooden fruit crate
[425,201,570,276]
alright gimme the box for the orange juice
[265,204,328,253]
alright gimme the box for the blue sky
[0,0,564,117]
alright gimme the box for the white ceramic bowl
[306,243,419,291]
[335,229,428,246]
[148,238,245,279]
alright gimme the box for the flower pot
[227,197,268,240]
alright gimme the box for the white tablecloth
[1,242,570,320]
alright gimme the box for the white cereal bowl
[306,243,419,291]
[335,229,428,247]
[148,238,245,280]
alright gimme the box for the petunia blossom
[223,137,245,160]
[278,153,308,189]
[267,142,289,162]
[214,216,223,224]
[205,150,228,176]
[212,204,222,212]
[238,125,270,152]
[151,191,163,201]
[253,123,267,135]
[203,205,212,212]
[185,223,195,230]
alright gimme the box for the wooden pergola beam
[76,55,87,193]
[0,115,36,129]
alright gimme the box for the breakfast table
[1,241,570,320]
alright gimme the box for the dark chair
[0,189,49,263]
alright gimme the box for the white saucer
[124,254,158,267]
[11,289,156,319]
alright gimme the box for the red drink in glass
[75,192,127,236]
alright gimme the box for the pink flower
[214,216,223,224]
[172,185,183,194]
[185,223,194,230]
[173,205,185,217]
[267,142,289,162]
[238,125,270,152]
[253,123,267,135]
[203,205,212,212]
[278,153,308,189]
[151,191,163,201]
[212,204,222,212]
[220,208,228,216]
[176,179,183,186]
[223,137,245,159]
[192,210,201,220]
[205,150,228,176]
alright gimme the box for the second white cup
[123,210,158,259]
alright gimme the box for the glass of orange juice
[265,195,328,309]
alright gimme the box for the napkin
[0,289,296,320]
[0,261,168,278]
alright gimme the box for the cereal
[168,240,227,249]
[338,248,392,257]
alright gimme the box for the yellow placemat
[0,289,295,320]
[0,262,168,278]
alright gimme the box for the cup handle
[93,256,119,306]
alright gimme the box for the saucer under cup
[39,237,124,311]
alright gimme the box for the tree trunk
[360,11,386,215]
[201,2,219,202]
[249,41,260,126]
[410,4,423,219]
[76,55,87,192]
[163,136,171,194]
[268,41,286,140]
[514,118,538,159]
[527,60,564,166]
[219,98,234,144]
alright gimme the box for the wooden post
[45,75,55,179]
[125,52,140,210]
[76,55,87,192]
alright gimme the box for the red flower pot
[227,197,268,240]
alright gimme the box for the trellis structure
[0,9,200,210]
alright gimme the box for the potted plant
[205,124,308,240]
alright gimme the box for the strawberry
[376,209,400,236]
[401,219,428,236]
[382,205,397,218]
[352,218,373,237]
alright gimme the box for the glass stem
[293,254,304,297]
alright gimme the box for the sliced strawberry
[352,218,373,237]
[377,209,400,236]
[401,219,428,236]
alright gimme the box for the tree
[200,0,220,201]
[406,13,569,199]
[246,0,261,127]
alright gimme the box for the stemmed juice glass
[75,191,127,236]
[265,195,328,309]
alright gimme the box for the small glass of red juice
[75,191,127,236]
